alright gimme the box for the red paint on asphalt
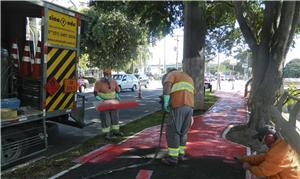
[135,169,153,179]
[76,91,248,164]
[75,144,116,164]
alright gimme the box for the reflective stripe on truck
[46,47,76,112]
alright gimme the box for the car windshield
[113,75,123,80]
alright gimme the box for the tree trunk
[234,1,300,130]
[249,51,283,129]
[183,1,206,110]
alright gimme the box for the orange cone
[10,41,20,70]
[20,41,31,76]
[32,41,41,80]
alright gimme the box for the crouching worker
[161,69,194,166]
[236,125,300,179]
[94,68,123,140]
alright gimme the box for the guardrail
[271,90,300,154]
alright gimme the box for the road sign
[44,77,61,96]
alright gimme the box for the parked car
[220,75,226,81]
[135,74,150,88]
[113,74,138,92]
[77,77,89,93]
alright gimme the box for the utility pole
[176,35,179,69]
[164,37,166,73]
[217,51,221,90]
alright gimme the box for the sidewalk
[54,91,249,179]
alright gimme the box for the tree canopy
[89,1,242,59]
[81,7,147,70]
[90,1,184,43]
[284,59,300,78]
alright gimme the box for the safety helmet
[253,125,277,146]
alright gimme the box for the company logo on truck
[49,15,76,27]
[48,10,77,48]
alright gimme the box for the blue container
[0,98,21,109]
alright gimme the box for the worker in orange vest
[161,68,194,166]
[94,68,122,140]
[236,125,300,179]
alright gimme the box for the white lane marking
[48,163,82,179]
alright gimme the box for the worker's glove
[116,93,121,101]
[95,96,102,101]
[163,95,170,112]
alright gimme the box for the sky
[46,0,89,10]
[149,28,300,67]
[149,28,184,66]
[49,0,299,67]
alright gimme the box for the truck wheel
[1,128,26,165]
[46,121,59,143]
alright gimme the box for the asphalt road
[44,80,247,158]
[45,80,163,157]
[4,79,247,170]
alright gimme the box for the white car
[113,74,138,92]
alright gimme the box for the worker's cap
[103,68,112,75]
[252,125,276,140]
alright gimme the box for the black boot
[178,154,188,162]
[104,132,112,140]
[112,131,124,137]
[161,156,178,166]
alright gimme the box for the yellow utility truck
[1,1,86,168]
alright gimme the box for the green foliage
[82,8,147,70]
[90,1,184,43]
[219,60,234,74]
[283,87,300,112]
[205,2,240,58]
[78,53,89,70]
[242,1,264,42]
[233,49,252,75]
[283,59,300,78]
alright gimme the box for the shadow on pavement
[63,148,245,179]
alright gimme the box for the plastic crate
[0,98,21,109]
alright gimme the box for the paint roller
[96,100,139,111]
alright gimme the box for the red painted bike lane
[57,91,249,179]
[76,91,248,164]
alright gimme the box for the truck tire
[1,128,26,165]
[46,121,59,142]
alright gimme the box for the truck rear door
[44,8,79,115]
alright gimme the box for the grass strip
[2,92,218,178]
